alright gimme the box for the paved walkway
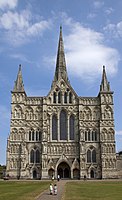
[36,179,122,200]
[36,180,67,200]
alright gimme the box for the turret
[11,65,26,113]
[13,64,25,93]
[100,66,110,92]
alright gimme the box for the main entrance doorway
[57,162,71,178]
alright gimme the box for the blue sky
[0,0,122,165]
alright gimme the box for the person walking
[52,175,54,181]
[53,183,57,195]
[50,183,53,195]
[57,174,60,181]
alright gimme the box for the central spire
[54,26,68,82]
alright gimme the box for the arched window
[92,131,94,141]
[69,115,75,140]
[32,130,34,141]
[58,91,61,103]
[30,149,34,163]
[39,131,41,141]
[69,92,72,103]
[36,131,38,141]
[95,131,97,141]
[60,110,67,140]
[52,115,58,140]
[88,130,90,141]
[87,149,91,163]
[92,149,96,163]
[29,131,31,141]
[85,131,87,141]
[53,92,56,103]
[64,92,67,103]
[36,149,40,163]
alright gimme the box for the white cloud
[0,10,30,30]
[93,1,104,9]
[0,10,51,45]
[61,19,120,82]
[115,130,122,135]
[27,20,50,36]
[44,14,120,83]
[0,0,18,10]
[87,13,96,19]
[104,21,122,38]
[105,7,114,15]
[117,22,122,36]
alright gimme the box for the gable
[47,78,78,104]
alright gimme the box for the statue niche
[104,106,113,119]
[82,107,92,120]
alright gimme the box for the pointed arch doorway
[90,169,95,178]
[33,170,37,179]
[57,162,71,179]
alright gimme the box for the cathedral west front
[6,27,119,179]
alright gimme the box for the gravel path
[36,180,67,200]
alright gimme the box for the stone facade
[116,152,122,178]
[6,27,118,179]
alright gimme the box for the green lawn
[1,180,122,200]
[0,180,49,200]
[64,181,122,200]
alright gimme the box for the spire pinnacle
[53,26,68,82]
[100,66,110,92]
[60,25,62,31]
[13,64,25,92]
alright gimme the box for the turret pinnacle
[54,26,68,82]
[13,64,25,92]
[100,66,110,92]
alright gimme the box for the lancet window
[53,92,56,103]
[36,149,40,163]
[53,90,73,104]
[69,92,72,103]
[87,148,96,163]
[30,149,40,163]
[58,91,62,103]
[69,115,75,140]
[64,92,67,103]
[85,130,97,141]
[30,149,34,163]
[60,110,67,140]
[29,130,41,141]
[52,115,58,140]
[51,111,75,141]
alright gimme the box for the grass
[0,180,49,200]
[63,181,122,200]
[1,180,122,200]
